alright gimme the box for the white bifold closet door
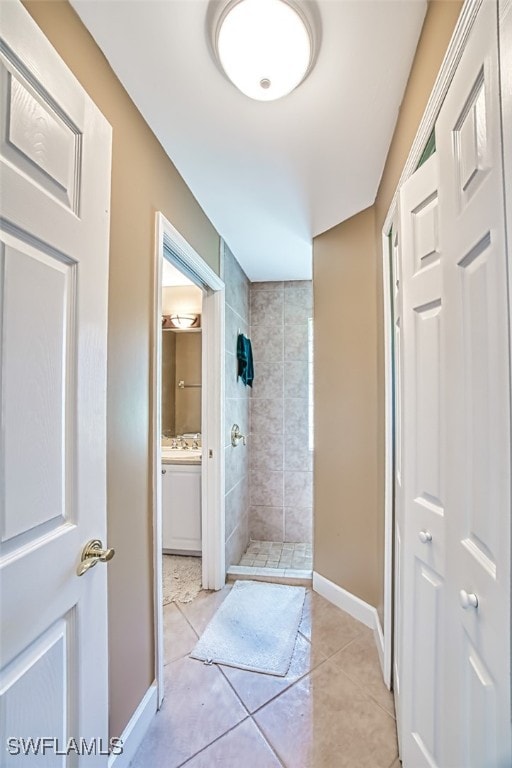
[397,2,511,766]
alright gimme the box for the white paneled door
[398,1,511,765]
[0,2,112,766]
[390,213,404,756]
[437,1,511,764]
[400,154,446,767]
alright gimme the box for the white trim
[381,0,483,703]
[108,683,158,768]
[162,220,224,292]
[382,229,394,689]
[201,283,226,590]
[152,213,225,710]
[313,572,380,630]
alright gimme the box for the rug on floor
[163,554,202,604]
[190,580,306,676]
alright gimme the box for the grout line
[217,665,252,718]
[249,715,287,767]
[176,714,251,768]
[174,602,201,639]
[164,648,196,667]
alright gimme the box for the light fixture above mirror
[162,314,201,330]
[211,0,319,102]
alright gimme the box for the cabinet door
[162,466,202,552]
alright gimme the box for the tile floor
[131,584,399,768]
[239,540,313,571]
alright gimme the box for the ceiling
[162,259,195,287]
[71,0,427,281]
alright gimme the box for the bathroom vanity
[161,449,201,555]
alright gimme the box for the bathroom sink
[161,447,201,462]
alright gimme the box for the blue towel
[237,333,254,387]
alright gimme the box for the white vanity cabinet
[161,462,201,554]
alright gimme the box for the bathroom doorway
[152,212,225,707]
[161,269,203,607]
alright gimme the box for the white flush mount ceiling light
[212,0,318,101]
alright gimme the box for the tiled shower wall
[249,281,313,543]
[223,244,251,568]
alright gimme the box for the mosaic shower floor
[226,540,313,585]
[239,540,313,570]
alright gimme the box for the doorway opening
[152,213,225,706]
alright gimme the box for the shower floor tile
[239,540,313,571]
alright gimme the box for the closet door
[390,214,404,754]
[399,154,446,768]
[437,1,511,764]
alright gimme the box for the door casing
[152,213,225,708]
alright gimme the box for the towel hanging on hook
[237,332,254,387]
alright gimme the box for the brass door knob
[77,539,115,577]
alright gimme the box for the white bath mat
[190,580,306,676]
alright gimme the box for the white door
[397,1,511,765]
[437,1,511,764]
[0,2,112,765]
[390,214,404,753]
[399,153,446,768]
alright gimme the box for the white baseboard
[312,572,378,628]
[108,682,158,768]
[312,571,387,681]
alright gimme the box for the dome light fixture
[212,0,317,102]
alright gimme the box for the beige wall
[314,208,379,604]
[23,0,220,738]
[162,285,203,316]
[313,0,462,611]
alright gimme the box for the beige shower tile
[250,470,284,507]
[251,398,284,436]
[251,361,284,400]
[284,280,312,291]
[284,397,309,435]
[286,360,309,398]
[251,289,283,327]
[284,433,313,471]
[285,507,313,543]
[251,432,284,471]
[284,323,309,361]
[251,325,284,362]
[251,281,284,292]
[284,471,313,508]
[254,657,398,768]
[249,506,284,541]
[284,285,313,324]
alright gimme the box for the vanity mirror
[162,327,202,436]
